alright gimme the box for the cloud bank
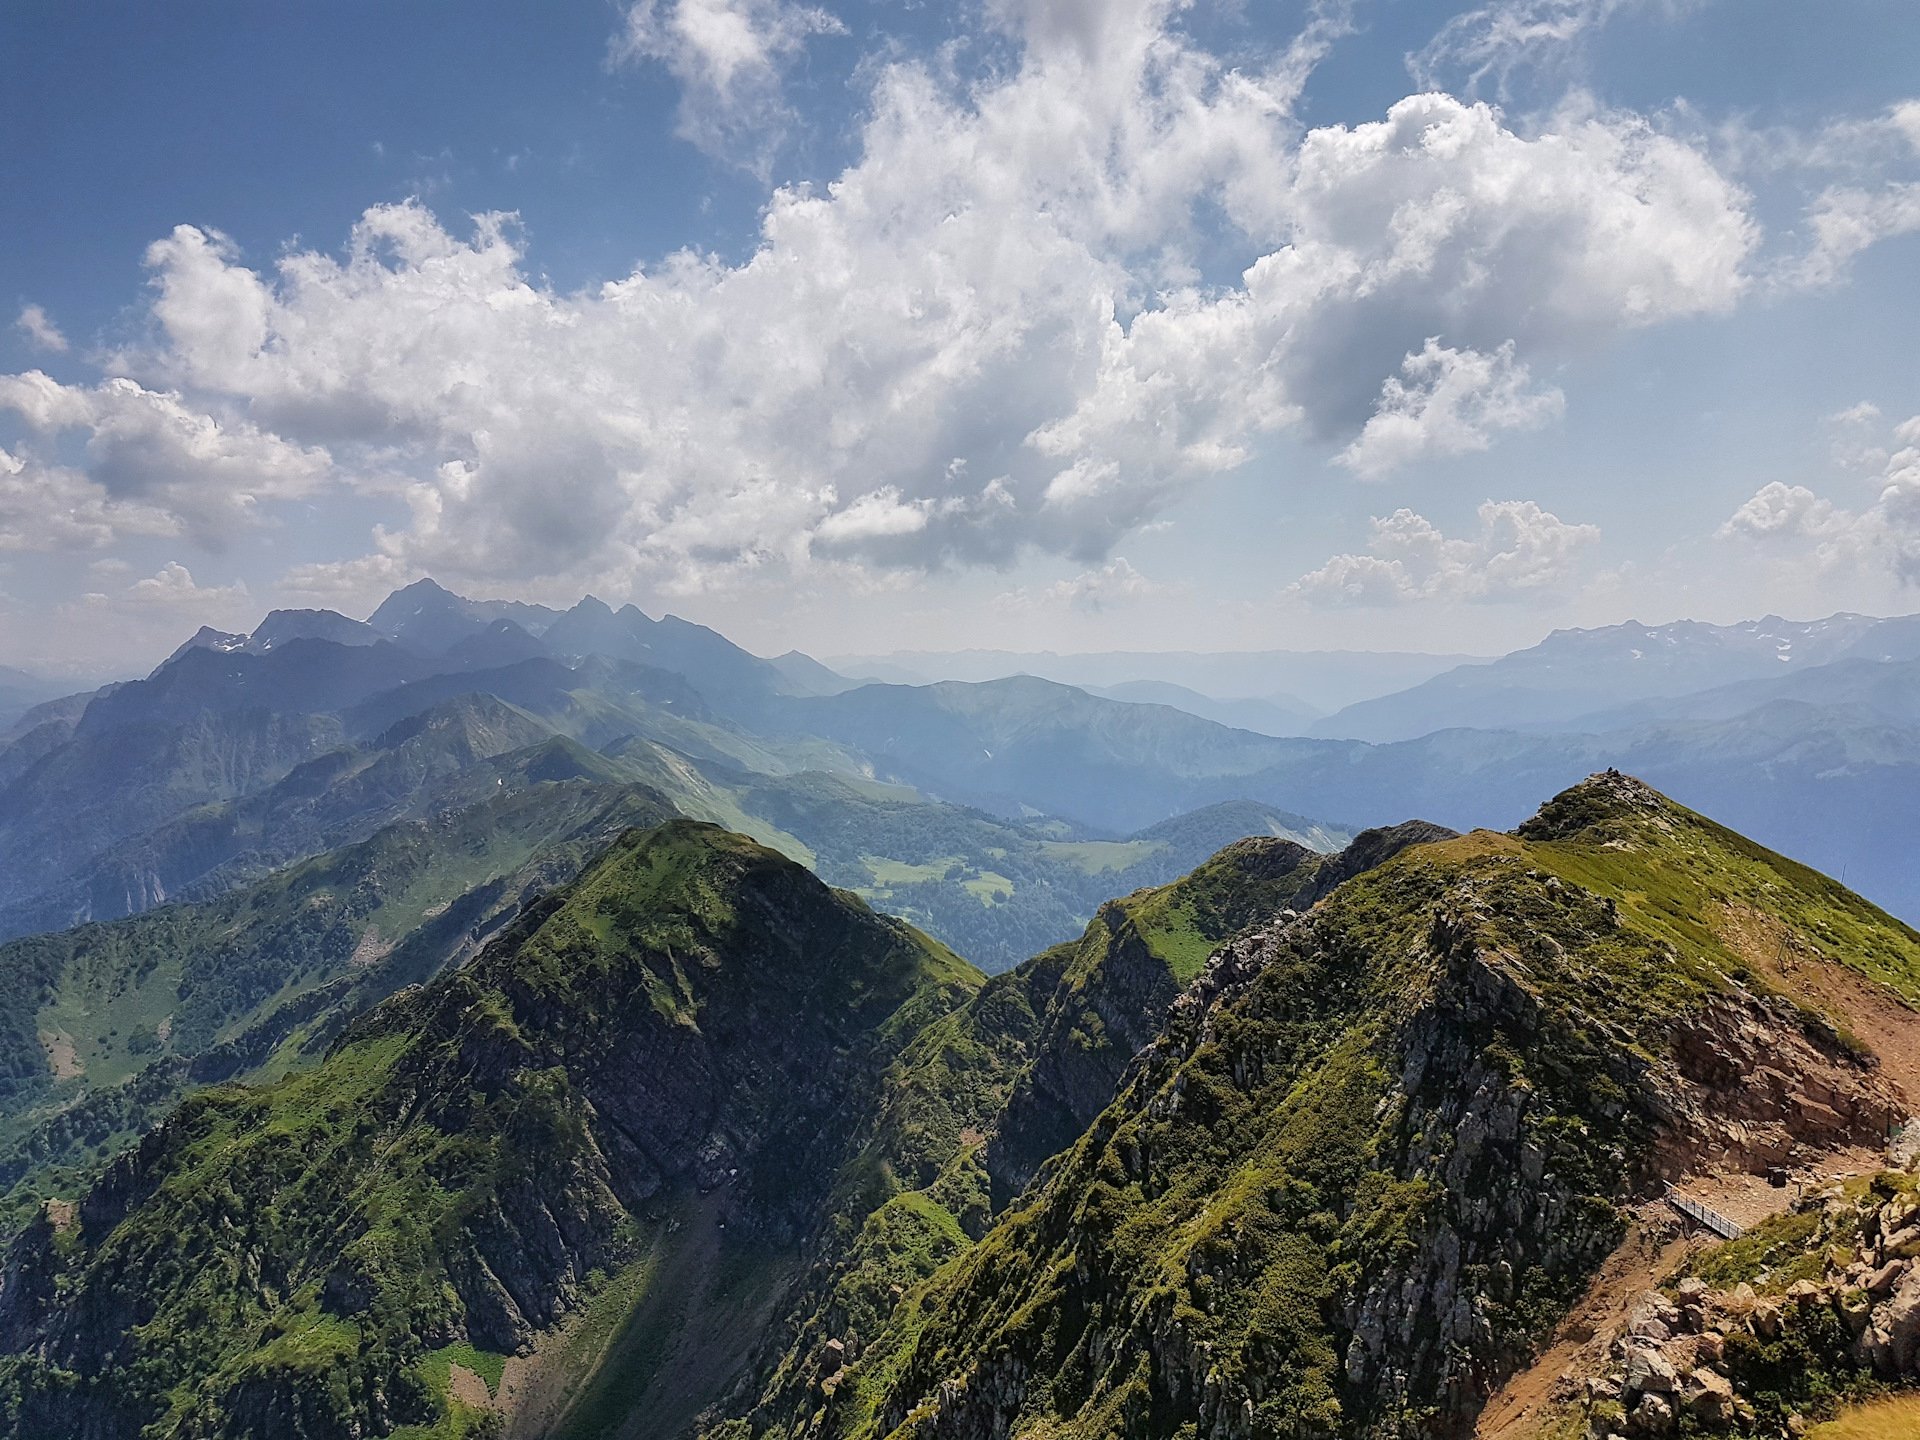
[0,0,1838,614]
[1292,500,1601,605]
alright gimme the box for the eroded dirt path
[1477,1220,1695,1440]
[1719,903,1920,1102]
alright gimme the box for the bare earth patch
[447,1362,493,1411]
[1477,1219,1696,1440]
[1671,1142,1888,1230]
[39,1030,81,1080]
[349,925,393,968]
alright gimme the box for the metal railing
[1664,1185,1744,1240]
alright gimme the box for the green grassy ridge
[0,820,981,1440]
[715,829,1414,1438]
[759,776,1920,1440]
[1521,775,1920,1003]
[0,791,683,1228]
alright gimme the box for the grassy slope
[782,776,1920,1440]
[0,822,980,1440]
[716,831,1404,1436]
[0,779,677,1231]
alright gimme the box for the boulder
[1678,1367,1735,1425]
[1622,1344,1678,1394]
[1631,1391,1676,1434]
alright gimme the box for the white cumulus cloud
[0,371,332,548]
[122,560,250,609]
[1290,499,1600,605]
[612,0,844,174]
[1337,339,1564,478]
[1719,413,1920,583]
[0,7,1758,599]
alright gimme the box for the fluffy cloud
[1791,182,1920,289]
[1718,482,1846,543]
[13,305,67,354]
[999,556,1170,613]
[0,443,177,552]
[0,371,332,547]
[612,0,844,174]
[121,560,250,610]
[1337,339,1564,477]
[1719,413,1920,581]
[1291,499,1600,605]
[2,6,1757,598]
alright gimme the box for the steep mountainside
[734,774,1920,1440]
[0,779,677,1226]
[0,822,979,1440]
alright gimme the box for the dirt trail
[1719,903,1920,1103]
[1477,1220,1695,1440]
[1671,1142,1886,1229]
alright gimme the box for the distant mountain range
[0,584,1351,976]
[7,588,1920,946]
[825,645,1478,715]
[1309,611,1920,740]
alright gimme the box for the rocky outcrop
[1651,995,1900,1182]
[1578,1178,1920,1439]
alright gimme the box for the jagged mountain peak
[246,607,381,652]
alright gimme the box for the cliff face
[785,777,1920,1440]
[984,822,1455,1205]
[0,821,979,1440]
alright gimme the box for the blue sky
[3,0,1918,676]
